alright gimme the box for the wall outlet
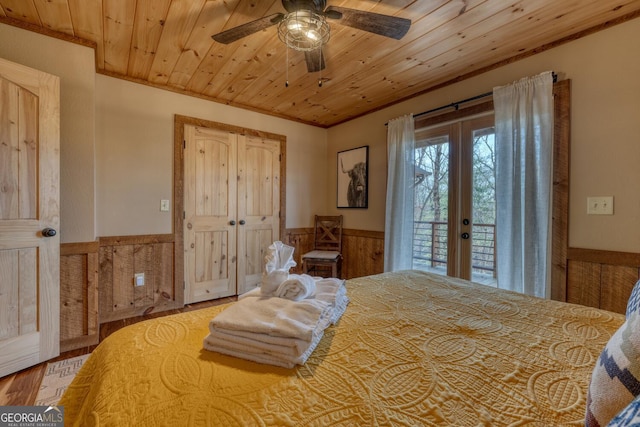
[587,196,614,215]
[160,199,170,212]
[134,272,145,287]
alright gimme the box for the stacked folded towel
[204,240,349,367]
[204,277,349,368]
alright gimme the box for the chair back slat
[314,215,343,252]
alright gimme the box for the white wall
[0,23,96,244]
[95,75,327,236]
[327,17,640,253]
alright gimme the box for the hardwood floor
[0,296,236,406]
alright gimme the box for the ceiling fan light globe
[287,21,303,31]
[278,10,330,52]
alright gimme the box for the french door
[413,114,496,283]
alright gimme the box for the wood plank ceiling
[0,0,639,128]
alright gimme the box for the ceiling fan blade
[325,6,410,40]
[212,13,284,44]
[305,48,325,73]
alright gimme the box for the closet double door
[184,125,280,303]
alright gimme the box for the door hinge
[183,281,186,290]
[183,211,185,219]
[183,140,186,149]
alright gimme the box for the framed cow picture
[337,145,368,208]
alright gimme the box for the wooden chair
[302,215,343,278]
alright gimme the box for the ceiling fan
[211,0,411,73]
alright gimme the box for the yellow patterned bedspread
[60,270,623,426]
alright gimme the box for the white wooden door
[236,135,280,294]
[184,125,237,303]
[184,126,281,301]
[0,57,60,377]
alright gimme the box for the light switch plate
[587,196,614,215]
[160,199,170,212]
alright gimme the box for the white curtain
[384,114,415,272]
[494,72,554,298]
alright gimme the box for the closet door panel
[184,125,237,303]
[236,135,281,294]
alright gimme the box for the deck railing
[413,220,496,276]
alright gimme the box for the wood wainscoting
[59,229,383,352]
[284,228,384,279]
[98,234,182,323]
[60,241,99,352]
[60,235,183,351]
[567,247,640,314]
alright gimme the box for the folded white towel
[238,287,263,300]
[207,328,309,357]
[276,274,317,301]
[210,295,332,342]
[203,331,323,369]
[205,326,324,360]
[329,287,349,324]
[204,276,350,367]
[314,278,344,303]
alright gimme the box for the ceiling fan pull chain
[318,49,323,87]
[285,45,289,88]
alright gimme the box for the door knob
[239,220,246,225]
[42,228,57,237]
[229,220,236,226]
[462,218,470,225]
[461,232,470,240]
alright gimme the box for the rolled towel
[261,269,289,295]
[276,274,317,301]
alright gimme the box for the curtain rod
[409,71,557,121]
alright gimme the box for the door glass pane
[471,126,497,285]
[413,133,449,275]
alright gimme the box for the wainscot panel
[284,228,384,279]
[98,235,180,323]
[60,241,99,352]
[566,247,640,314]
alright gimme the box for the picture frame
[337,145,368,208]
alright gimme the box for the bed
[60,270,625,426]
